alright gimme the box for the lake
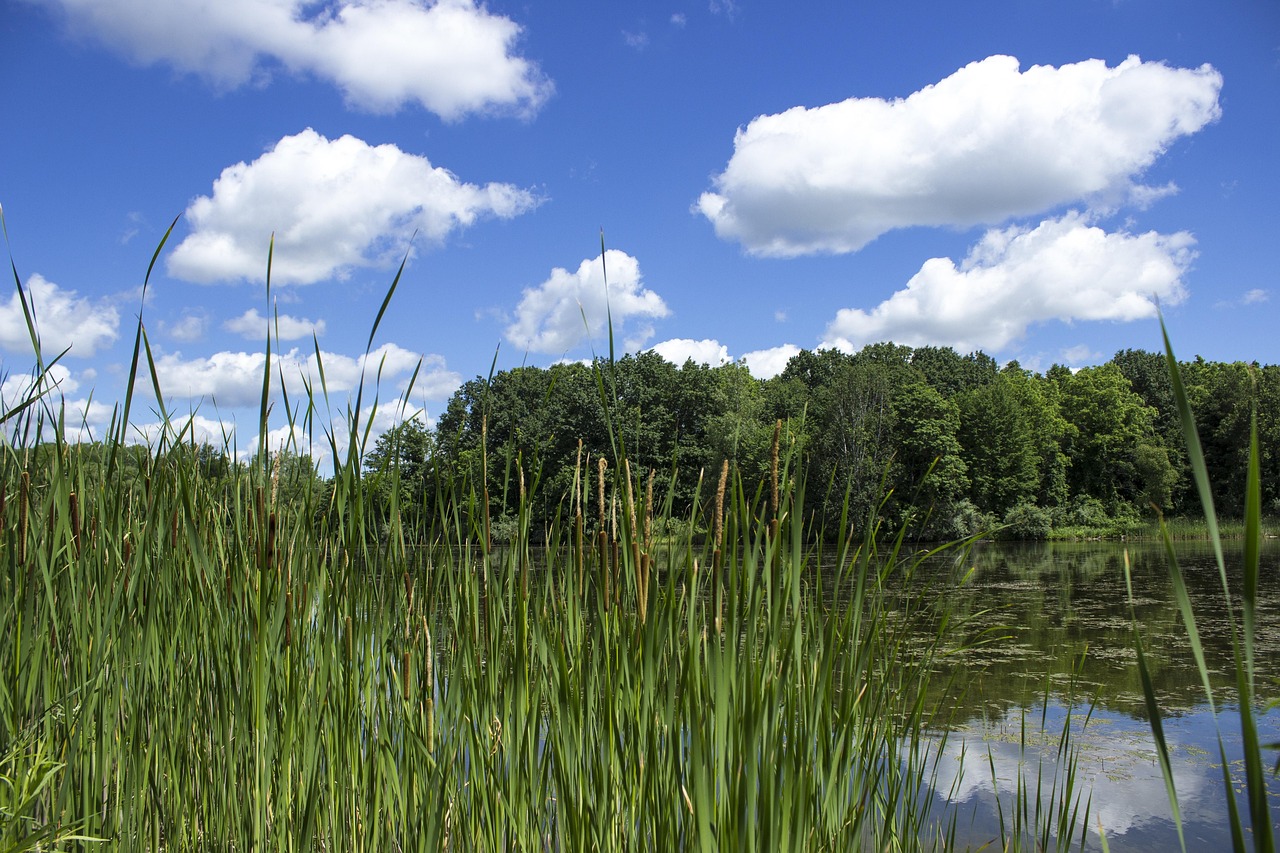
[904,538,1280,850]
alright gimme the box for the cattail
[771,419,782,521]
[18,471,29,564]
[284,590,293,649]
[266,511,278,571]
[345,615,353,663]
[644,470,655,548]
[423,616,435,750]
[596,458,607,535]
[270,450,282,507]
[623,460,638,540]
[69,491,81,556]
[714,459,729,551]
[481,414,491,553]
[402,649,411,699]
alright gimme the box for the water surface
[908,539,1280,850]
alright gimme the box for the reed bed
[0,229,1090,851]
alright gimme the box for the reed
[0,227,1093,851]
[1128,319,1278,853]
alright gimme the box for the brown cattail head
[714,459,729,549]
[284,590,293,649]
[69,491,81,555]
[266,511,278,570]
[623,460,637,540]
[402,649,411,699]
[596,458,608,534]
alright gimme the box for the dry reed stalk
[423,615,435,750]
[69,491,80,556]
[623,460,638,539]
[714,459,728,635]
[482,414,491,553]
[17,471,28,565]
[596,458,607,535]
[770,419,781,520]
[599,529,610,610]
[644,469,655,548]
[266,511,278,573]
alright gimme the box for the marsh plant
[0,223,1136,851]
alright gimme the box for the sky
[1,0,1277,463]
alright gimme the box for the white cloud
[823,213,1195,354]
[742,344,799,379]
[670,13,686,27]
[1243,288,1269,305]
[505,250,669,355]
[1059,344,1098,365]
[225,307,326,340]
[622,29,648,49]
[36,0,551,119]
[151,342,460,407]
[698,55,1221,256]
[165,312,208,342]
[651,338,731,367]
[0,274,119,358]
[167,129,540,285]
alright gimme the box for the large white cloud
[167,129,540,285]
[650,338,731,367]
[741,344,800,379]
[823,213,1195,354]
[697,55,1221,256]
[505,250,669,355]
[0,274,119,358]
[152,342,460,407]
[225,307,327,341]
[33,0,551,118]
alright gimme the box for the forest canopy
[365,344,1280,541]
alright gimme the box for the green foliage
[1000,501,1053,541]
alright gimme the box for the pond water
[908,539,1280,850]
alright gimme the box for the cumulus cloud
[650,338,731,367]
[742,344,800,379]
[167,129,539,285]
[35,0,551,118]
[0,274,119,358]
[225,307,327,340]
[698,55,1221,256]
[505,250,669,355]
[823,213,1195,354]
[152,342,460,407]
[165,312,208,342]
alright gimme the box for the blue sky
[1,0,1277,460]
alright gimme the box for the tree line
[364,344,1280,541]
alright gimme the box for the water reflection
[900,539,1280,849]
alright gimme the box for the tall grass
[1128,318,1277,853]
[0,226,1091,850]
